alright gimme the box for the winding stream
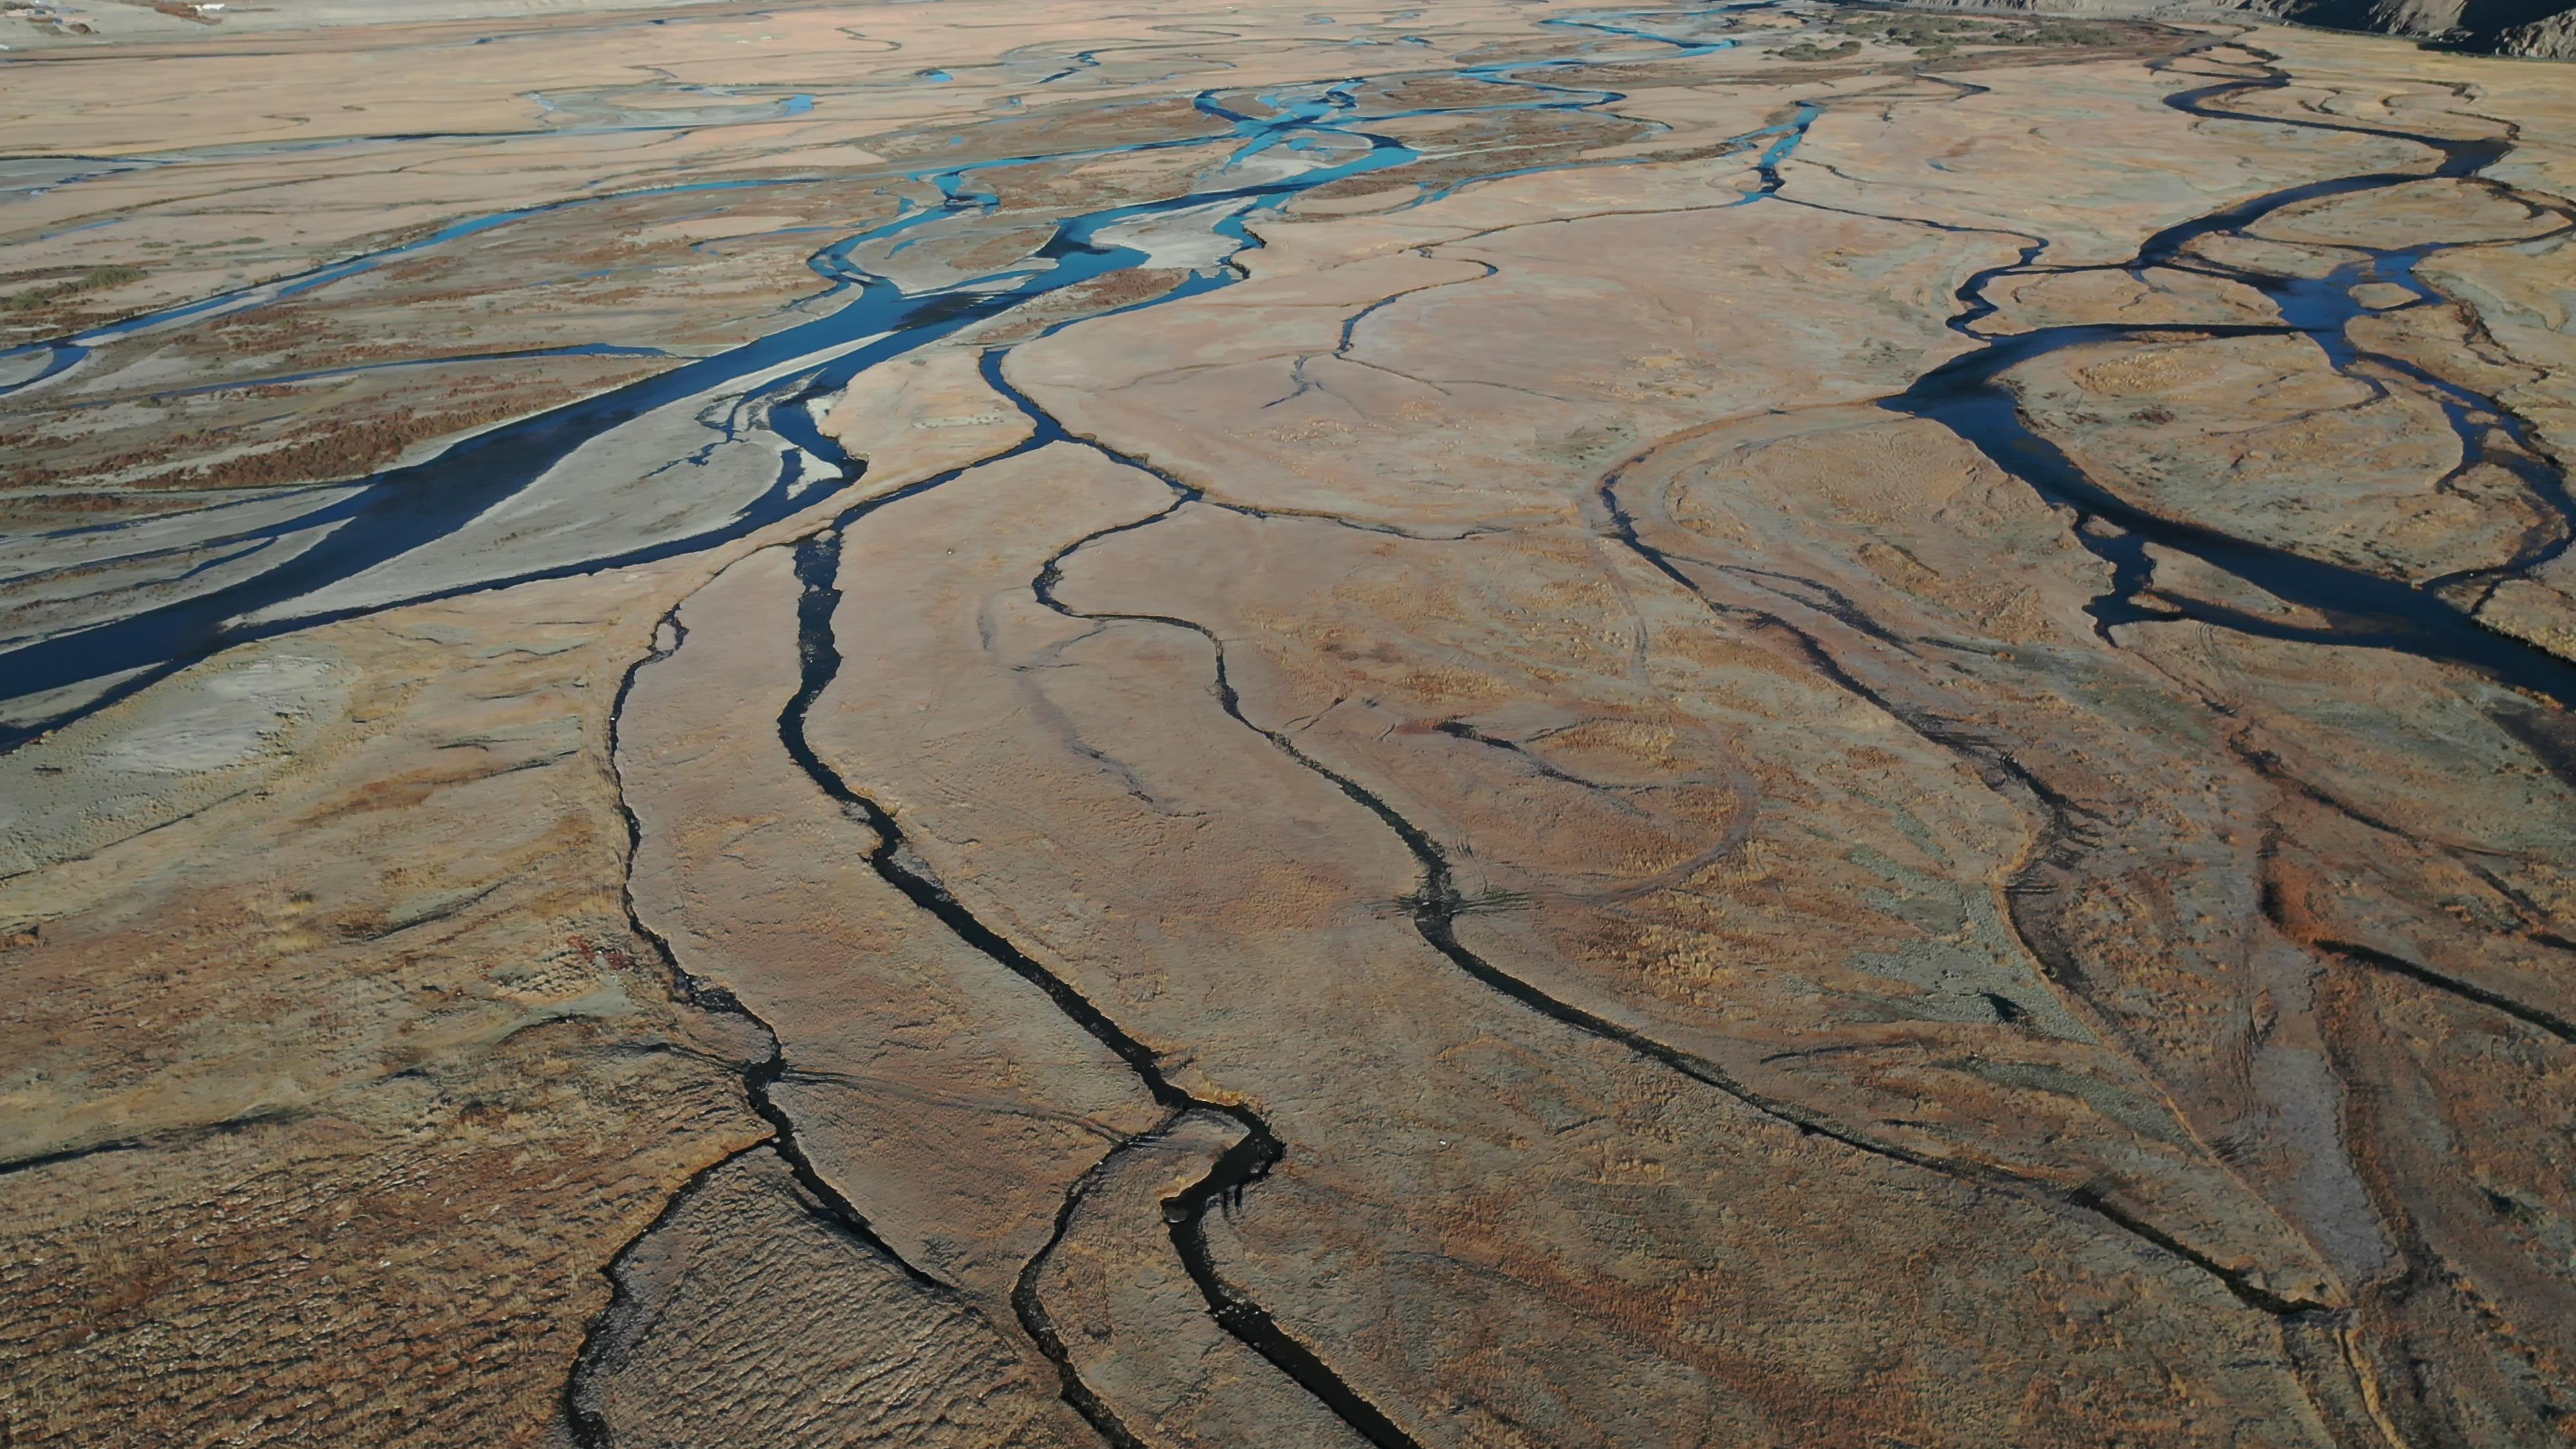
[19,8,2569,1445]
[531,11,1806,1445]
[1883,49,2576,702]
[1576,35,2575,1432]
[0,6,1773,748]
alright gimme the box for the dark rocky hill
[1892,0,2576,56]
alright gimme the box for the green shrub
[1,264,146,313]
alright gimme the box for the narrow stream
[777,525,1426,1449]
[1886,47,2576,700]
[34,12,2538,1444]
[545,12,1809,1445]
[0,5,1787,748]
[1578,40,2576,1432]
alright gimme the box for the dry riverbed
[3,1,2572,1445]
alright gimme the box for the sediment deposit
[3,2,2571,1445]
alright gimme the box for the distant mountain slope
[2498,5,2576,53]
[2303,0,2576,55]
[1891,0,2576,56]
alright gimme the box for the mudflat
[3,2,2572,1446]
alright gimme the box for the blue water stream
[0,6,1812,737]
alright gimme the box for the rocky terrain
[1886,0,2576,58]
[3,1,2573,1446]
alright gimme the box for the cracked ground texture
[1,1,2572,1446]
